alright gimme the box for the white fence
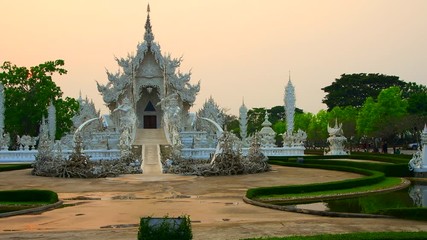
[0,149,121,163]
[180,146,305,160]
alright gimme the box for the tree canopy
[0,60,79,141]
[322,73,406,110]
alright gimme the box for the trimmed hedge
[268,156,411,177]
[375,208,427,221]
[246,163,385,199]
[0,164,32,172]
[138,215,192,240]
[0,189,58,203]
[244,231,427,240]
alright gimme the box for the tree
[322,73,406,110]
[356,87,408,145]
[0,60,79,141]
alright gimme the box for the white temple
[0,5,307,165]
[97,5,200,147]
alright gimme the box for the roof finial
[144,3,154,45]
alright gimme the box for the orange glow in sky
[1,0,427,115]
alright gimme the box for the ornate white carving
[409,124,427,172]
[258,111,276,148]
[284,77,295,135]
[239,100,248,145]
[325,119,348,155]
[48,100,56,141]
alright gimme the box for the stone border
[0,200,63,218]
[243,178,411,218]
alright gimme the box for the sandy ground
[0,166,426,240]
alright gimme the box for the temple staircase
[134,128,169,175]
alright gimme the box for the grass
[243,231,427,240]
[257,177,402,202]
[0,163,32,172]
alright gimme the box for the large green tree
[0,60,79,141]
[322,73,406,110]
[356,87,408,141]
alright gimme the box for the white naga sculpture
[325,119,348,155]
[409,125,427,176]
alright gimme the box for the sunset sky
[1,0,426,115]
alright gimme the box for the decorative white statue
[258,111,276,148]
[48,100,56,142]
[409,124,427,176]
[325,119,348,155]
[239,100,248,146]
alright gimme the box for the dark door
[143,115,157,129]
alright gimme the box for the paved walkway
[133,129,168,175]
[0,167,426,240]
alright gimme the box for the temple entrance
[143,115,157,129]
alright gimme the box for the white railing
[180,147,305,160]
[0,149,121,163]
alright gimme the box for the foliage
[356,87,408,140]
[269,154,411,177]
[322,73,407,110]
[375,208,427,221]
[244,231,427,240]
[246,164,385,199]
[0,60,79,141]
[0,164,32,172]
[0,189,58,203]
[137,215,192,240]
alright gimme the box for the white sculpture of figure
[0,83,4,138]
[48,100,56,142]
[325,119,348,155]
[408,185,423,207]
[20,135,32,151]
[119,128,132,156]
[0,132,10,150]
[30,136,38,150]
[294,129,307,146]
[114,97,137,144]
[258,111,276,148]
[409,124,427,174]
[160,93,182,146]
[239,99,248,146]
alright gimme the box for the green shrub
[0,189,58,203]
[137,215,192,240]
[268,156,411,177]
[246,163,384,199]
[0,164,32,172]
[374,208,427,221]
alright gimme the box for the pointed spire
[288,70,293,86]
[144,3,154,45]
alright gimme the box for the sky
[1,0,427,116]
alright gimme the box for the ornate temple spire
[285,71,295,134]
[144,4,154,45]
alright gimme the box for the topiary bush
[0,189,58,203]
[0,164,32,172]
[137,215,192,240]
[246,163,385,199]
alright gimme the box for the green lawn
[243,231,427,240]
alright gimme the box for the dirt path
[0,167,426,240]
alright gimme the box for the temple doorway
[143,115,157,129]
